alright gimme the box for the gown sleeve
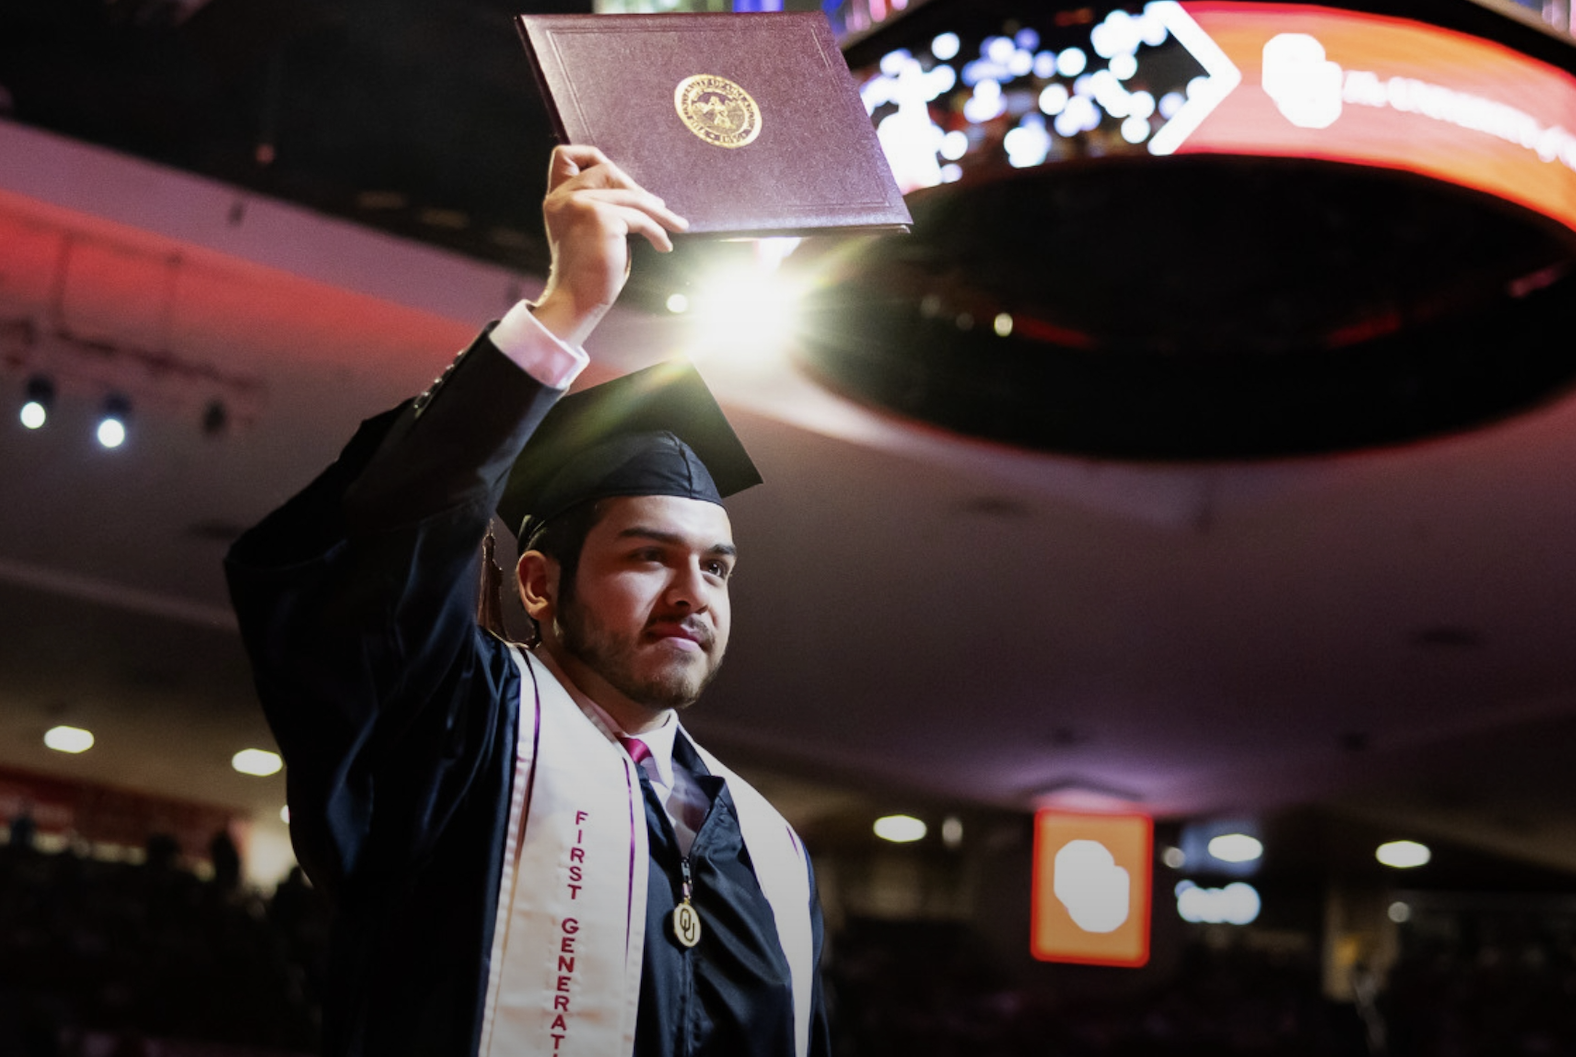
[223,331,562,903]
[807,857,833,1057]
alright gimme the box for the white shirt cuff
[490,300,590,390]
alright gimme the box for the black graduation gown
[224,333,831,1057]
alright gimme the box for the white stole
[479,645,813,1057]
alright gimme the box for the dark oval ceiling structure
[794,0,1576,459]
[793,155,1576,459]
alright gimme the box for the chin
[635,658,717,711]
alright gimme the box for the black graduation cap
[498,360,762,545]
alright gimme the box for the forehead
[591,494,735,547]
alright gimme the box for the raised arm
[346,145,690,527]
[223,146,686,897]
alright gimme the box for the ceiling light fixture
[20,375,54,430]
[1376,840,1431,869]
[941,815,964,848]
[44,725,95,754]
[1208,833,1264,863]
[232,748,283,777]
[96,394,131,449]
[873,814,927,843]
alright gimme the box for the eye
[704,559,733,580]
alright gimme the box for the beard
[555,593,723,711]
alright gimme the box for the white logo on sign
[1262,33,1344,129]
[1052,840,1131,933]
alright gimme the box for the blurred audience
[0,829,328,1057]
[1,826,1572,1057]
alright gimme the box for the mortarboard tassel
[477,526,509,641]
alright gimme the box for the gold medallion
[672,900,702,948]
[674,75,762,149]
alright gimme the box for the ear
[517,549,559,625]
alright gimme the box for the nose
[663,558,712,613]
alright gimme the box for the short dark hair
[521,499,608,639]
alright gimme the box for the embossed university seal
[674,74,762,149]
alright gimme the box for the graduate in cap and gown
[225,146,831,1057]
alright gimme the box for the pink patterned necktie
[620,736,655,780]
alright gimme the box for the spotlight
[20,375,54,430]
[96,394,130,449]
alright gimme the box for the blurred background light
[1004,118,1050,167]
[1138,8,1170,46]
[879,48,912,77]
[44,725,95,754]
[687,261,803,365]
[941,815,964,848]
[1091,70,1131,117]
[96,394,130,449]
[1055,95,1101,136]
[232,748,283,777]
[21,374,53,429]
[1122,115,1152,144]
[1180,819,1263,877]
[963,79,1005,123]
[985,35,1015,64]
[1097,9,1142,56]
[930,32,959,61]
[1057,47,1088,77]
[665,292,689,314]
[1377,840,1432,868]
[874,814,927,843]
[1176,880,1261,925]
[1208,833,1264,863]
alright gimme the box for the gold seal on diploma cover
[674,75,762,149]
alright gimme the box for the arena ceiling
[4,0,1576,891]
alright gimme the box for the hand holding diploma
[531,145,690,348]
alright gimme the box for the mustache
[644,615,714,649]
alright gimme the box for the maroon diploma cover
[516,12,911,237]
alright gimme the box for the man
[225,146,830,1057]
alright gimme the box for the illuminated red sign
[1030,810,1153,967]
[1154,2,1576,233]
